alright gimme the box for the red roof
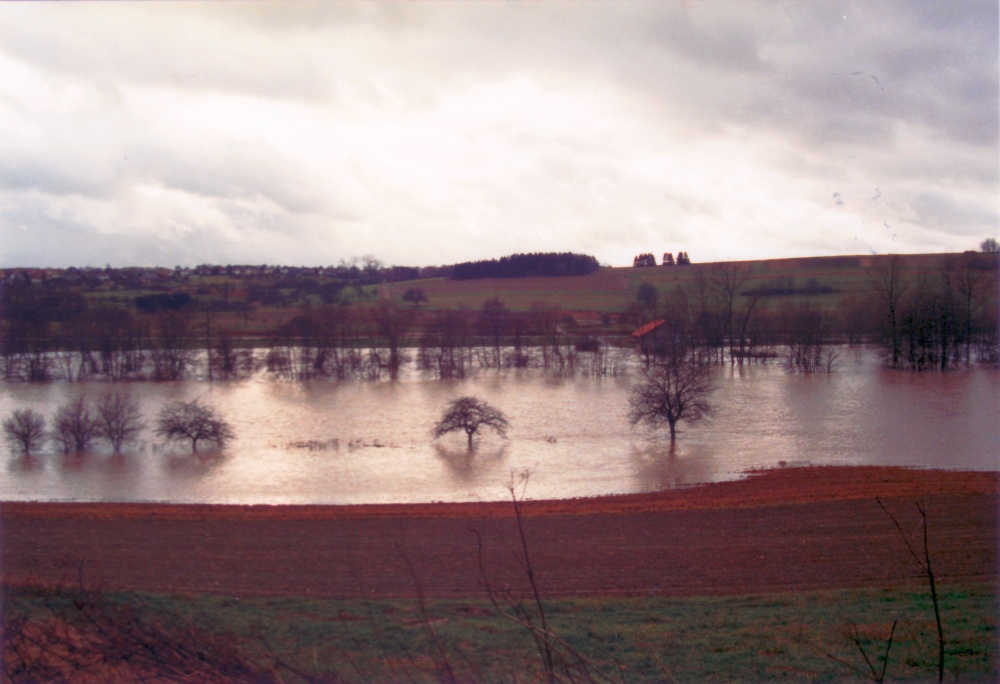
[631,320,666,337]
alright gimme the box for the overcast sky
[1,2,996,269]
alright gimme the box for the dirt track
[1,467,996,599]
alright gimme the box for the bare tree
[95,392,145,453]
[532,301,570,372]
[52,397,99,453]
[150,312,195,381]
[3,408,46,455]
[710,262,756,364]
[627,358,715,447]
[90,307,145,381]
[782,303,838,373]
[478,297,510,368]
[156,400,234,453]
[208,329,256,380]
[432,396,510,449]
[419,308,472,379]
[949,253,988,365]
[368,301,412,380]
[868,255,908,366]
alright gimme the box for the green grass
[382,253,995,317]
[46,253,1000,325]
[5,583,996,682]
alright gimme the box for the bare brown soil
[2,466,996,599]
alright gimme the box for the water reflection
[0,348,996,504]
[57,452,93,473]
[629,444,715,491]
[433,442,510,486]
[8,454,43,473]
[164,449,228,475]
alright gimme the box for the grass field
[379,253,993,317]
[5,582,995,682]
[32,253,996,335]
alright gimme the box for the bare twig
[471,468,624,684]
[398,542,459,684]
[876,497,945,683]
[849,618,897,682]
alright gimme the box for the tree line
[633,252,691,267]
[0,291,625,383]
[2,253,996,384]
[451,253,600,280]
[625,252,998,372]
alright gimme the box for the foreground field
[4,583,995,682]
[2,466,995,599]
[2,466,997,681]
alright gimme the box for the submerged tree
[52,397,100,453]
[432,396,509,449]
[156,400,234,453]
[627,358,715,447]
[96,391,145,453]
[3,408,46,455]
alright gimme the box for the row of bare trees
[416,299,627,379]
[3,397,232,456]
[869,253,998,370]
[627,266,843,372]
[2,394,143,456]
[1,294,630,383]
[3,255,995,383]
[627,254,997,372]
[1,308,191,383]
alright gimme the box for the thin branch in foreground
[876,497,945,683]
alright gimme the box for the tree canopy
[3,409,46,456]
[628,359,715,446]
[156,400,234,453]
[432,396,510,449]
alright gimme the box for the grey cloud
[0,5,334,104]
[789,3,997,149]
[125,141,330,217]
[0,138,331,219]
[0,1,994,269]
[904,191,999,237]
[0,199,167,268]
[0,190,317,268]
[0,155,119,199]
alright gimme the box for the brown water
[2,349,997,504]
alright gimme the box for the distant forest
[452,253,600,280]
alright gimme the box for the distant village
[2,265,317,286]
[0,262,449,289]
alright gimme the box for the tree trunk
[668,421,677,446]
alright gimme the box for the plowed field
[2,466,996,599]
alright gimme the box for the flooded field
[1,349,997,504]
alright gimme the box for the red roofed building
[631,319,667,338]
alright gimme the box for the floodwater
[1,349,997,504]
